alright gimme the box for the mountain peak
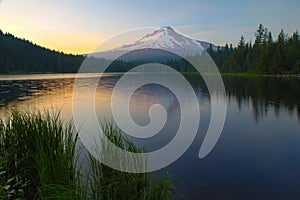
[90,27,218,60]
[114,26,204,53]
[159,26,174,31]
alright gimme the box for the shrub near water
[0,111,176,200]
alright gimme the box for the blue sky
[0,0,299,54]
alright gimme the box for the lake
[0,73,300,200]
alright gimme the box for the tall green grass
[85,122,174,200]
[0,110,79,199]
[0,110,176,200]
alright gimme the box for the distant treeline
[207,24,300,74]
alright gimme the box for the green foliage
[0,111,175,199]
[0,169,26,200]
[207,24,300,74]
[84,122,175,200]
[0,110,79,199]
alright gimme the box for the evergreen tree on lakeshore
[207,24,300,74]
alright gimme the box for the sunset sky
[0,0,299,54]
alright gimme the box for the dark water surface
[0,73,300,200]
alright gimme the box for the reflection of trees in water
[223,76,300,121]
[1,74,299,123]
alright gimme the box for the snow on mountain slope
[115,26,203,52]
[89,26,216,60]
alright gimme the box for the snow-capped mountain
[114,26,203,52]
[89,26,217,61]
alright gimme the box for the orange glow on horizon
[9,31,109,55]
[0,19,110,54]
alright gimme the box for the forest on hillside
[0,24,299,74]
[0,30,84,73]
[0,30,143,73]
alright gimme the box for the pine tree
[267,31,273,45]
[273,29,288,72]
[238,35,246,48]
[255,24,265,45]
[229,43,233,52]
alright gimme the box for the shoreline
[1,71,300,78]
[263,74,300,78]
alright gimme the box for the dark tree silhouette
[207,24,300,74]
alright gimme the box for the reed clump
[0,110,175,200]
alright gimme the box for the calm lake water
[0,73,300,200]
